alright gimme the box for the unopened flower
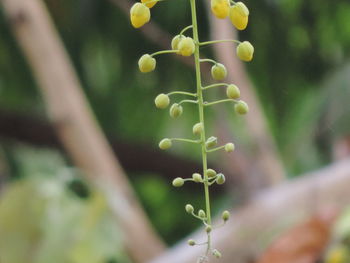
[216,173,226,184]
[236,41,254,62]
[192,122,204,135]
[170,103,183,118]
[172,177,184,187]
[226,84,240,99]
[141,0,157,8]
[178,37,195,56]
[130,3,150,28]
[154,93,170,109]
[159,138,172,150]
[234,100,249,115]
[229,2,249,30]
[138,54,156,73]
[224,143,235,152]
[171,35,184,54]
[211,63,227,80]
[211,0,230,19]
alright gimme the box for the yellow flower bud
[211,0,230,19]
[236,41,254,62]
[206,169,217,178]
[211,63,227,80]
[159,138,172,150]
[178,37,195,56]
[224,143,235,152]
[138,54,156,73]
[172,177,184,187]
[222,210,230,221]
[187,239,196,246]
[229,2,249,30]
[141,0,157,8]
[130,3,151,29]
[205,136,217,148]
[169,103,183,118]
[171,35,184,54]
[185,204,194,213]
[216,173,226,184]
[192,122,204,135]
[192,173,202,182]
[234,100,249,115]
[154,93,170,109]
[198,209,206,218]
[226,84,240,99]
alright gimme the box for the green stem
[178,99,198,105]
[202,83,229,90]
[204,98,238,107]
[170,138,201,144]
[199,39,241,46]
[206,145,225,153]
[151,49,178,57]
[180,25,193,35]
[199,58,217,64]
[167,91,197,97]
[190,0,212,255]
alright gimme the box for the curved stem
[204,98,238,107]
[206,145,225,153]
[179,25,193,35]
[151,49,178,57]
[190,0,212,255]
[178,99,198,105]
[170,138,201,144]
[167,91,197,97]
[202,83,229,90]
[199,39,241,46]
[199,58,217,64]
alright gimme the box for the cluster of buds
[130,0,253,259]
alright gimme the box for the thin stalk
[206,145,225,153]
[190,0,212,255]
[202,83,229,90]
[151,49,178,57]
[204,98,238,107]
[199,58,217,64]
[178,99,198,105]
[199,39,241,46]
[179,25,193,35]
[167,91,197,97]
[170,138,201,144]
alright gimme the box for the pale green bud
[224,143,235,153]
[171,35,184,54]
[154,93,170,109]
[172,177,184,187]
[226,84,240,99]
[222,210,230,221]
[234,100,249,115]
[206,136,218,148]
[192,122,204,135]
[198,209,206,218]
[169,103,183,118]
[216,173,226,184]
[206,169,217,178]
[205,225,212,233]
[185,204,194,213]
[188,239,196,246]
[192,173,202,183]
[159,138,172,150]
[236,41,254,62]
[138,54,156,73]
[212,249,222,258]
[211,63,227,80]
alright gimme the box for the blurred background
[1,0,350,262]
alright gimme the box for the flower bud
[205,225,212,233]
[211,0,230,19]
[188,239,196,246]
[178,37,195,56]
[216,173,226,185]
[171,35,184,54]
[229,2,249,30]
[130,3,151,29]
[159,138,172,150]
[170,103,183,118]
[211,63,227,80]
[192,122,204,135]
[226,84,240,99]
[141,0,157,8]
[198,209,206,218]
[206,136,218,148]
[172,177,184,187]
[224,143,235,153]
[138,54,156,73]
[154,93,170,109]
[206,169,217,178]
[222,210,230,221]
[192,173,202,183]
[234,100,249,115]
[236,41,254,62]
[212,249,222,258]
[185,204,194,213]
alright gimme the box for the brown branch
[149,158,350,263]
[0,0,165,261]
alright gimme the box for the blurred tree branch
[149,158,350,263]
[0,0,165,261]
